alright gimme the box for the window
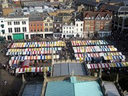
[101,21,104,25]
[37,23,39,26]
[47,19,50,22]
[22,27,26,32]
[40,23,42,26]
[50,23,52,26]
[50,28,53,31]
[14,21,20,25]
[8,28,12,33]
[22,21,26,24]
[2,30,5,34]
[45,28,48,32]
[86,21,89,25]
[76,24,78,26]
[1,24,4,28]
[96,21,100,25]
[14,27,20,32]
[37,29,39,32]
[81,28,83,31]
[31,30,33,32]
[34,29,36,32]
[81,24,83,26]
[45,23,48,26]
[40,29,42,31]
[1,21,3,23]
[86,27,89,31]
[8,22,12,25]
[69,27,71,29]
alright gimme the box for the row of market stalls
[71,40,109,46]
[87,62,128,69]
[15,67,51,74]
[71,40,127,70]
[6,47,61,56]
[8,41,66,48]
[7,41,66,74]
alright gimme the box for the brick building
[83,11,112,38]
[29,13,44,38]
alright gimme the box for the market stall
[71,40,108,46]
[73,45,117,53]
[87,62,128,69]
[10,41,66,48]
[15,67,51,74]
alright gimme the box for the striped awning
[71,40,108,46]
[87,62,128,69]
[10,41,66,48]
[15,67,51,73]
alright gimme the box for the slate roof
[58,13,71,16]
[22,83,42,96]
[53,16,63,22]
[76,0,99,6]
[53,63,87,76]
[103,82,120,96]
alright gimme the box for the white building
[62,20,84,38]
[62,23,75,38]
[3,17,30,40]
[74,19,84,38]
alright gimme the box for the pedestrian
[3,80,7,85]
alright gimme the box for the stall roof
[53,63,87,76]
[103,82,120,96]
[22,83,42,96]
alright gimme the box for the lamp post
[50,43,54,77]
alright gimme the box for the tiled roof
[84,11,112,18]
[45,77,103,96]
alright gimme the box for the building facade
[43,16,53,37]
[62,23,75,38]
[62,20,84,38]
[4,17,29,40]
[74,19,84,38]
[29,15,44,39]
[53,17,63,38]
[83,11,112,38]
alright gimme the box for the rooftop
[22,83,43,96]
[53,63,87,76]
[45,76,103,96]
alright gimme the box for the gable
[95,14,101,20]
[105,14,110,20]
